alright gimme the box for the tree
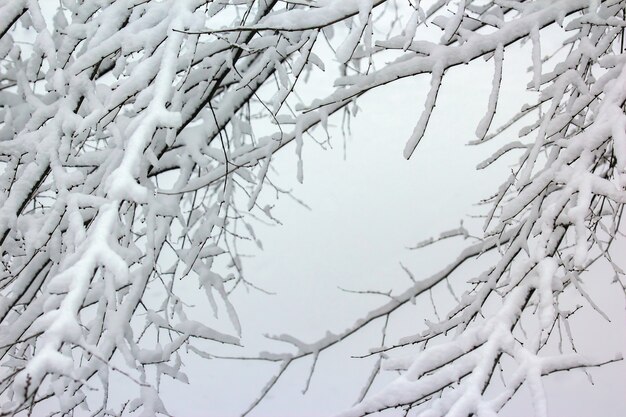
[0,0,624,416]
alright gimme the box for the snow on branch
[230,1,626,416]
[1,0,626,416]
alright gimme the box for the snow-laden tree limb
[1,0,626,416]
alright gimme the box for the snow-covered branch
[1,0,626,416]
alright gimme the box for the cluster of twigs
[0,0,625,416]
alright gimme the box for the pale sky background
[153,28,626,417]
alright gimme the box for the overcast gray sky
[152,33,626,417]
